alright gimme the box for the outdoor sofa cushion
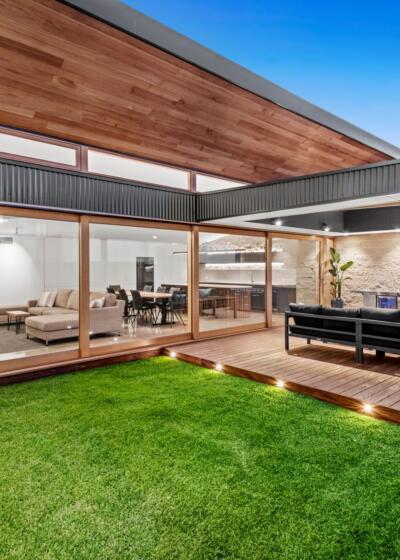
[321,306,360,333]
[289,304,322,328]
[360,308,400,339]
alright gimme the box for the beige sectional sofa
[25,289,124,345]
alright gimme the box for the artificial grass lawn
[1,358,400,560]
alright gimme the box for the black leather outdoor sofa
[285,304,400,363]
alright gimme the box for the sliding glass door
[0,210,80,370]
[197,229,266,335]
[89,220,191,352]
[271,236,321,326]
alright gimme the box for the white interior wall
[90,239,188,291]
[0,235,78,306]
[0,234,188,307]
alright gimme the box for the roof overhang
[62,0,400,160]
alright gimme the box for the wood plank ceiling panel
[0,0,391,183]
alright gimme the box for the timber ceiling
[0,0,392,183]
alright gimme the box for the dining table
[136,291,173,325]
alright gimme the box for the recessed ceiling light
[152,235,158,240]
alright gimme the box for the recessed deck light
[323,224,330,232]
[215,363,223,371]
[113,337,119,342]
[170,351,177,358]
[276,379,285,388]
[274,219,282,226]
[363,403,373,414]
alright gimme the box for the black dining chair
[131,290,156,324]
[118,288,133,321]
[154,286,168,320]
[143,284,153,292]
[165,290,186,327]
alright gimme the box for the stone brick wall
[272,238,319,305]
[334,233,400,308]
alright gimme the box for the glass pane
[272,238,320,326]
[89,223,189,349]
[0,133,76,165]
[196,174,247,192]
[0,215,79,361]
[199,232,265,332]
[88,150,189,189]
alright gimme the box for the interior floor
[0,310,266,361]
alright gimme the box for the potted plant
[328,247,353,308]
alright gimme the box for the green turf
[1,357,400,559]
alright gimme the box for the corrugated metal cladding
[0,159,196,222]
[197,160,400,221]
[1,158,400,223]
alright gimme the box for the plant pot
[331,298,344,308]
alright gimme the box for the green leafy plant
[329,247,353,299]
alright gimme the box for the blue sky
[122,0,400,147]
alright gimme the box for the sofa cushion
[363,337,400,351]
[322,306,360,333]
[103,293,117,307]
[90,297,105,309]
[28,306,76,316]
[66,290,80,311]
[360,308,400,339]
[28,306,49,315]
[90,291,106,302]
[37,291,52,307]
[290,325,355,343]
[46,291,57,307]
[43,307,76,315]
[26,314,79,332]
[289,304,322,328]
[55,289,73,308]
